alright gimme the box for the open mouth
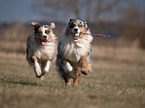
[72,32,82,40]
[73,35,79,40]
[41,39,53,45]
[41,39,48,45]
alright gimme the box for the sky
[0,0,39,22]
[0,0,145,23]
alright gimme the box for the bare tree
[34,0,81,20]
[34,0,130,23]
[92,0,130,23]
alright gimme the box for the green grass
[0,46,145,108]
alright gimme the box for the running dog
[26,22,57,80]
[56,19,93,86]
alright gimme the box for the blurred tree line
[0,0,145,53]
[121,3,145,49]
[34,0,130,23]
[34,0,145,48]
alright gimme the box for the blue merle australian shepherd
[56,19,93,86]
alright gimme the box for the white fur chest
[29,34,56,60]
[60,37,91,62]
[33,44,55,60]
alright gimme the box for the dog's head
[31,22,55,45]
[66,19,89,40]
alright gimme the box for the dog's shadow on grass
[0,77,41,87]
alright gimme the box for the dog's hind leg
[32,56,42,78]
[79,52,90,75]
[65,74,72,86]
[60,61,72,86]
[64,61,76,79]
[87,48,92,72]
[44,60,51,73]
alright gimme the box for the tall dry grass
[0,22,145,108]
[0,42,145,108]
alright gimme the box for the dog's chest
[61,41,89,62]
[34,45,55,60]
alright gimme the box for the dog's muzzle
[41,35,53,45]
[72,27,81,40]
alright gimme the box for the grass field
[0,46,145,108]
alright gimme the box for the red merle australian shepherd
[26,22,57,80]
[56,19,93,86]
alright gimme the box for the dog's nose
[74,28,78,32]
[43,35,47,39]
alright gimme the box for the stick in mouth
[82,33,111,38]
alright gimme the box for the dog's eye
[45,30,50,34]
[78,22,83,27]
[70,22,76,28]
[78,24,82,27]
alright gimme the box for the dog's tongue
[42,41,47,45]
[74,36,78,40]
[42,38,53,45]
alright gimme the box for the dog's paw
[64,63,76,79]
[40,76,44,80]
[35,71,42,78]
[34,67,42,77]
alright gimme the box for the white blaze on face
[39,25,49,38]
[38,25,53,45]
[72,27,80,36]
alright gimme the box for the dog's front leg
[79,52,89,75]
[64,61,73,72]
[40,60,51,80]
[64,61,74,86]
[73,68,81,87]
[44,60,51,73]
[32,56,42,78]
[64,61,77,79]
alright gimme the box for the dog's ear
[48,22,55,29]
[30,22,41,32]
[30,22,41,28]
[69,19,73,22]
[68,19,73,25]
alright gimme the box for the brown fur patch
[32,57,37,62]
[66,74,72,86]
[79,52,89,69]
[35,35,41,44]
[78,22,82,27]
[73,22,76,26]
[45,30,50,34]
[48,34,53,39]
[73,68,80,87]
